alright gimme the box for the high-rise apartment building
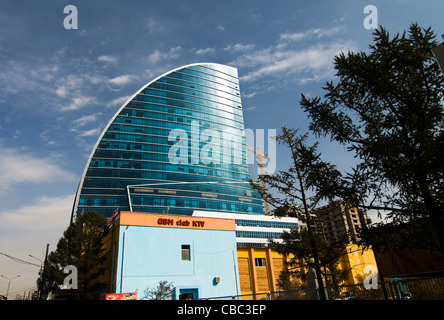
[313,200,371,243]
[72,63,264,221]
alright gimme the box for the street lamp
[1,274,21,299]
[29,254,43,299]
[29,254,43,265]
[29,244,49,300]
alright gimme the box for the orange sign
[118,212,235,231]
[106,292,137,300]
[157,217,205,228]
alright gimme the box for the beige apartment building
[313,201,372,243]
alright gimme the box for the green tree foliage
[273,229,349,291]
[40,211,108,299]
[300,24,444,253]
[252,127,342,300]
[253,127,341,214]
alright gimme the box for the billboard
[106,292,137,300]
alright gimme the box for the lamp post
[1,275,21,299]
[29,254,43,299]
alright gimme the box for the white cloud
[0,60,59,96]
[0,50,113,116]
[72,113,102,127]
[55,74,84,98]
[279,27,343,44]
[29,65,59,82]
[110,95,132,107]
[97,55,118,64]
[0,148,76,192]
[235,40,356,84]
[55,86,69,98]
[146,16,165,34]
[278,27,342,48]
[108,74,135,86]
[195,47,216,55]
[61,96,97,111]
[77,128,102,137]
[148,46,182,63]
[148,50,162,63]
[224,43,256,52]
[86,74,107,85]
[39,129,57,145]
[242,92,257,99]
[279,31,309,42]
[0,195,73,232]
[70,121,103,140]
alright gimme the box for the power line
[0,251,41,267]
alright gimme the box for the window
[181,244,190,261]
[179,288,198,300]
[255,258,266,267]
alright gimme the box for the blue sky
[0,0,443,298]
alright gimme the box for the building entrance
[179,288,198,300]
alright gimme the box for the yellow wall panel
[238,257,252,292]
[256,266,270,291]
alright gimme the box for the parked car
[335,291,358,300]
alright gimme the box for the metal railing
[327,276,444,300]
[200,275,444,300]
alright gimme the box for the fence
[327,276,444,300]
[201,275,444,300]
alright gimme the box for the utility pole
[248,146,271,215]
[39,244,49,300]
[29,254,43,299]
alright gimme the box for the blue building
[104,211,240,299]
[72,63,263,221]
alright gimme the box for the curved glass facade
[72,63,264,219]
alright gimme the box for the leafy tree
[300,24,444,254]
[252,127,341,300]
[41,210,108,299]
[273,229,349,295]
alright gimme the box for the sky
[0,0,443,298]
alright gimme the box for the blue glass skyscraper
[72,63,264,220]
